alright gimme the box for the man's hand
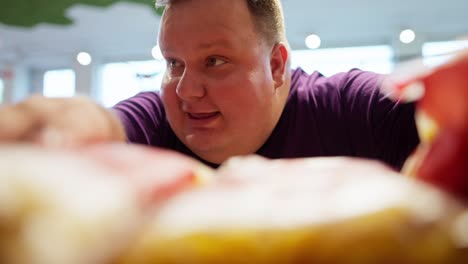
[0,95,126,147]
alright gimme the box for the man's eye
[206,57,227,67]
[167,59,182,69]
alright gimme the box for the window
[43,69,76,98]
[99,60,165,107]
[290,45,394,76]
[423,40,468,67]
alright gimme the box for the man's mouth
[188,112,220,120]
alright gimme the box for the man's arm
[0,95,126,146]
[339,70,420,169]
[112,91,166,145]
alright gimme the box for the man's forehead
[159,37,237,53]
[195,39,236,50]
[158,0,257,52]
[159,18,250,51]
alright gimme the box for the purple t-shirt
[113,68,419,169]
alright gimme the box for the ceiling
[1,0,467,70]
[0,0,162,27]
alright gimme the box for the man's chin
[184,134,229,164]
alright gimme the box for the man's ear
[270,42,289,89]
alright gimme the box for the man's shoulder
[290,68,383,93]
[112,91,169,145]
[289,68,342,104]
[290,68,383,105]
[113,91,164,114]
[122,90,163,105]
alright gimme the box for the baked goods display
[1,52,467,263]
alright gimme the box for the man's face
[159,0,286,164]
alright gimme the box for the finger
[0,104,38,141]
[380,58,431,102]
[35,98,126,147]
[35,127,74,147]
[382,48,468,103]
[0,96,62,143]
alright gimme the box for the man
[0,0,419,169]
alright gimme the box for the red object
[394,52,468,200]
[77,143,210,207]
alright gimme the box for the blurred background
[0,0,467,106]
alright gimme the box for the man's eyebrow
[160,39,234,54]
[196,39,234,50]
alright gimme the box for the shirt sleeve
[339,69,420,169]
[111,92,165,145]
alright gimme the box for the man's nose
[175,69,206,101]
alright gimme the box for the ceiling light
[76,52,92,66]
[305,34,321,49]
[399,29,416,44]
[152,45,164,60]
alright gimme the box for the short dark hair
[155,0,286,46]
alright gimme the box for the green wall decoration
[0,0,164,27]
